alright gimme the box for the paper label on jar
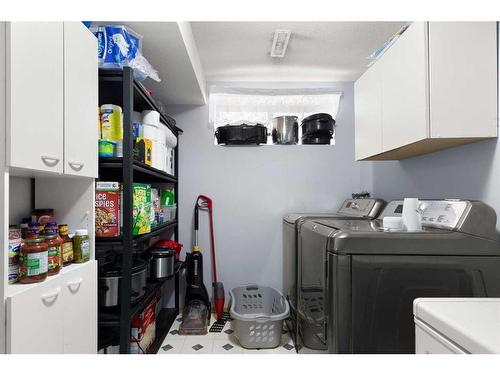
[62,242,74,263]
[21,252,48,277]
[81,239,90,259]
[47,245,61,271]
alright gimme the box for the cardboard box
[134,137,153,166]
[133,183,151,235]
[95,182,121,237]
[130,298,156,354]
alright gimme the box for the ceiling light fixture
[270,30,291,58]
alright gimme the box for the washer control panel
[420,200,469,229]
[337,198,384,218]
[381,200,470,229]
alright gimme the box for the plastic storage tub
[230,285,289,349]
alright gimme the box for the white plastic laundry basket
[229,285,289,349]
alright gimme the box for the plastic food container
[99,139,117,157]
[161,204,177,222]
[230,285,289,349]
[100,104,123,141]
[142,110,160,126]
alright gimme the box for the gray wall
[170,82,361,300]
[361,137,500,230]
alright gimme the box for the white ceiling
[191,22,407,82]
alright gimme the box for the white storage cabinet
[6,262,97,354]
[355,22,497,160]
[6,22,98,177]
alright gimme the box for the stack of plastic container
[141,110,176,175]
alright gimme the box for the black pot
[215,124,268,145]
[301,113,335,138]
[98,257,148,308]
[301,135,333,145]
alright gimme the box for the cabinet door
[428,22,497,138]
[354,62,383,160]
[7,22,64,173]
[6,277,64,353]
[62,262,97,353]
[63,22,98,178]
[380,22,429,152]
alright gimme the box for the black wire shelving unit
[97,67,183,354]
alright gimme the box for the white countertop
[414,298,500,354]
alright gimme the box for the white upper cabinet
[63,22,98,178]
[379,22,429,152]
[428,22,497,139]
[7,22,64,173]
[5,22,98,177]
[355,22,497,161]
[354,62,383,160]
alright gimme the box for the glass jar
[73,229,90,263]
[43,221,59,236]
[58,224,74,266]
[44,234,62,276]
[19,234,48,284]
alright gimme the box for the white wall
[170,81,361,301]
[361,137,500,230]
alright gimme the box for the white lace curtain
[208,87,343,129]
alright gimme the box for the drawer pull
[41,155,61,166]
[68,160,84,171]
[67,277,83,293]
[41,288,61,305]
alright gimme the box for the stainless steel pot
[150,248,175,279]
[272,116,299,145]
[98,258,148,308]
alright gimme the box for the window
[209,87,342,145]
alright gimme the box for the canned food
[8,263,19,284]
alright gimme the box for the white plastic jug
[402,198,422,231]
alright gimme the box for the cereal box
[95,182,121,237]
[133,183,151,235]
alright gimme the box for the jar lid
[25,237,45,244]
[75,229,88,236]
[43,234,57,239]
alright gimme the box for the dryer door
[350,254,500,354]
[297,221,336,350]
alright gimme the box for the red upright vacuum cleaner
[179,195,224,335]
[196,195,225,321]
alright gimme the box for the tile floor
[157,314,297,354]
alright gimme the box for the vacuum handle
[194,204,199,231]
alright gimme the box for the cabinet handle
[67,277,83,293]
[68,160,84,171]
[41,155,61,167]
[41,287,61,305]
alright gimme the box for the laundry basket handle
[246,285,259,291]
[254,315,270,323]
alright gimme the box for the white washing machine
[414,298,500,354]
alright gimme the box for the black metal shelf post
[119,67,134,353]
[97,67,182,354]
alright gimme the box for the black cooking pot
[301,135,333,145]
[98,256,148,308]
[215,124,268,145]
[301,113,335,138]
